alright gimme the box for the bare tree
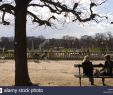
[94,33,106,48]
[106,32,113,49]
[0,0,106,85]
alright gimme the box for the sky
[0,0,113,39]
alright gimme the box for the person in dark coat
[82,55,94,85]
[99,54,113,85]
[100,54,113,76]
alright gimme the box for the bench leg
[79,77,81,86]
[102,78,105,86]
[89,77,94,85]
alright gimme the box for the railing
[46,51,111,60]
[0,51,113,60]
[0,51,14,60]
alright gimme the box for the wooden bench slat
[74,74,113,78]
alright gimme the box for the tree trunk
[14,1,32,86]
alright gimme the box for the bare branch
[28,4,44,7]
[96,0,107,6]
[40,0,107,22]
[111,22,113,24]
[0,4,15,14]
[0,4,15,25]
[27,11,56,26]
[0,0,107,26]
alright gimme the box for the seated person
[82,55,94,85]
[100,54,113,76]
[33,53,40,63]
[41,52,48,60]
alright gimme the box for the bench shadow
[92,84,110,86]
[103,84,110,86]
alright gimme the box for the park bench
[74,64,113,86]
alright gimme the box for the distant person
[86,48,90,56]
[100,54,113,76]
[33,53,40,63]
[82,55,94,85]
[41,52,48,60]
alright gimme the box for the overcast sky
[0,0,113,39]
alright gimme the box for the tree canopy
[0,0,107,26]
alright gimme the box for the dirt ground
[0,60,113,86]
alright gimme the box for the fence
[0,51,113,60]
[45,51,113,60]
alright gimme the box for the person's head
[35,53,37,55]
[44,51,47,55]
[83,55,90,62]
[104,54,111,61]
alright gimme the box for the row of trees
[0,32,113,51]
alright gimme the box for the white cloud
[25,21,113,39]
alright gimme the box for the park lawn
[0,60,113,86]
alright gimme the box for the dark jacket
[103,60,113,75]
[82,61,93,76]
